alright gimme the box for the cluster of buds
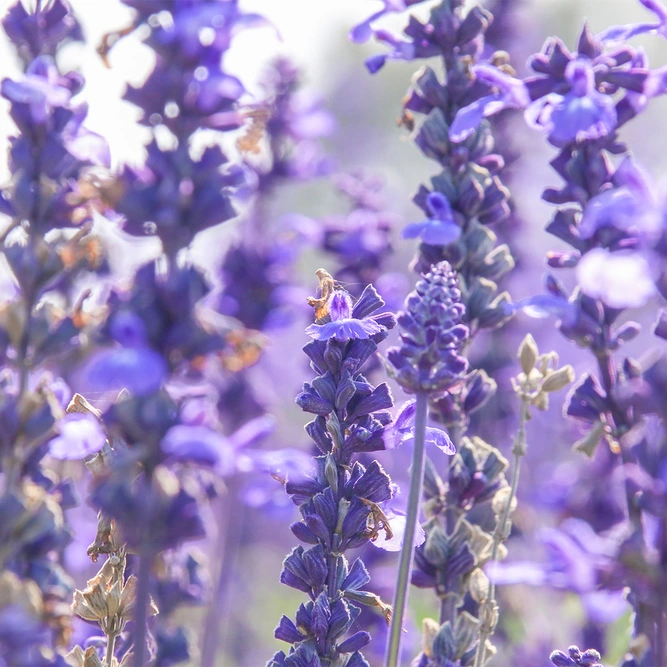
[513,334,575,420]
[70,552,158,666]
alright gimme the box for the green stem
[473,397,527,667]
[105,631,117,667]
[384,391,428,667]
[132,470,154,667]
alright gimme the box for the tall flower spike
[268,271,396,667]
[382,261,469,667]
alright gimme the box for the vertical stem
[201,484,235,665]
[132,551,152,667]
[657,515,667,667]
[133,471,154,667]
[384,391,428,667]
[473,398,527,667]
[105,632,117,667]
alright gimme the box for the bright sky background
[0,0,665,267]
[0,0,657,173]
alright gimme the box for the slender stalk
[657,515,667,667]
[133,472,154,667]
[473,397,528,667]
[132,550,151,667]
[200,483,235,665]
[105,632,117,667]
[385,391,428,667]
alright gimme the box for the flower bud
[541,365,574,393]
[518,334,538,375]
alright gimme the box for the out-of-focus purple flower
[161,414,275,475]
[450,64,530,142]
[526,59,617,147]
[402,192,461,246]
[2,0,83,64]
[161,425,233,470]
[320,171,397,292]
[489,518,628,624]
[597,0,667,43]
[1,55,71,125]
[116,143,238,255]
[48,413,107,460]
[349,0,428,44]
[577,248,656,308]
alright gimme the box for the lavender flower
[268,272,396,667]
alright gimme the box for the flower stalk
[385,391,428,667]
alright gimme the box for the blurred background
[2,1,667,665]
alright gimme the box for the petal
[86,347,167,397]
[48,413,106,460]
[425,426,455,454]
[450,94,498,142]
[161,425,233,470]
[373,511,426,552]
[401,220,429,239]
[419,219,461,246]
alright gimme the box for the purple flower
[48,413,106,460]
[525,59,617,146]
[402,192,461,246]
[2,0,83,63]
[450,64,530,142]
[305,286,388,342]
[550,646,604,667]
[348,0,427,44]
[1,55,71,125]
[85,310,169,397]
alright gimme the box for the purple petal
[48,413,106,460]
[450,94,499,142]
[425,426,455,454]
[305,318,384,341]
[161,425,233,471]
[228,414,276,450]
[373,510,425,552]
[402,219,461,245]
[86,347,167,397]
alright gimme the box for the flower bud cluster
[387,261,468,395]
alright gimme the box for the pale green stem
[106,631,117,667]
[384,391,428,667]
[473,397,528,667]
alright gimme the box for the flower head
[305,269,392,342]
[387,261,469,394]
